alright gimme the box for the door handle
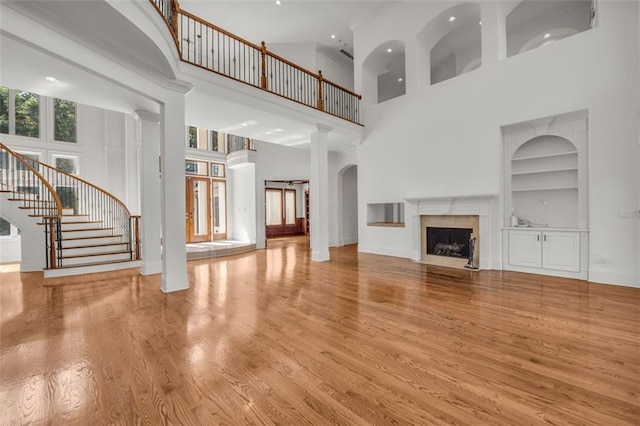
[537,234,540,241]
[543,234,547,242]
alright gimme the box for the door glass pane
[192,180,209,236]
[285,190,296,225]
[212,181,226,235]
[266,189,282,226]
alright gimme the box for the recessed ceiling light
[45,76,57,82]
[448,16,456,23]
[398,78,403,82]
[386,48,393,53]
[331,34,336,39]
[479,21,482,26]
[543,33,551,39]
[275,0,282,5]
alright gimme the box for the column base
[141,260,162,275]
[161,274,189,293]
[311,251,330,262]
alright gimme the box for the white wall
[341,164,358,245]
[353,1,640,286]
[228,163,256,243]
[270,43,355,90]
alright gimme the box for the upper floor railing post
[317,70,324,111]
[260,41,268,90]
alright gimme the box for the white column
[481,1,508,63]
[160,93,189,293]
[135,110,162,275]
[309,124,332,262]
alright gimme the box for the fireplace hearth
[426,227,472,258]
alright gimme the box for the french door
[186,177,227,242]
[186,177,211,242]
[265,188,297,238]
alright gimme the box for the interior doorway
[265,180,309,239]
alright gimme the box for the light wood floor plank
[1,236,639,425]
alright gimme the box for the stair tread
[8,198,55,202]
[37,220,101,225]
[62,234,123,241]
[60,250,133,259]
[47,258,138,270]
[63,242,129,250]
[28,214,89,217]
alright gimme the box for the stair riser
[62,244,130,255]
[61,236,125,248]
[60,229,114,239]
[60,253,133,266]
[59,222,103,230]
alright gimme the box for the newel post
[171,0,180,36]
[260,41,268,89]
[317,70,324,111]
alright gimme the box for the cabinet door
[542,231,580,272]
[508,230,541,268]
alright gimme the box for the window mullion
[8,89,15,135]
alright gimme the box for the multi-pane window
[187,126,198,149]
[15,91,39,138]
[53,154,79,175]
[54,99,77,143]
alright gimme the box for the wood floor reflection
[1,236,639,425]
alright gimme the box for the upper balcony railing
[149,0,361,125]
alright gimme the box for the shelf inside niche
[511,166,578,176]
[512,186,578,192]
[512,150,577,162]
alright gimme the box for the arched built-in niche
[418,3,482,85]
[502,111,589,230]
[506,0,594,57]
[361,40,406,104]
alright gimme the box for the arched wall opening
[418,3,482,86]
[506,0,594,57]
[361,40,406,105]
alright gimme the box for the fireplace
[426,227,472,258]
[405,195,495,270]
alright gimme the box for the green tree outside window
[15,91,39,138]
[188,126,197,148]
[0,87,8,134]
[54,99,77,143]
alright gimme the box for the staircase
[0,142,141,278]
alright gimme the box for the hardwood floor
[1,236,639,425]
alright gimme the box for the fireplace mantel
[405,195,497,269]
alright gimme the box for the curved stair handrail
[14,153,141,263]
[1,142,64,269]
[0,142,63,217]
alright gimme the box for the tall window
[14,91,39,138]
[0,87,8,134]
[54,99,77,143]
[187,126,198,148]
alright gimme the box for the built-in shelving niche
[502,111,588,229]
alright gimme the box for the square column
[160,93,189,293]
[309,124,332,262]
[135,110,162,275]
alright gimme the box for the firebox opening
[426,227,472,258]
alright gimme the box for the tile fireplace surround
[405,196,496,270]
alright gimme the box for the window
[227,134,252,152]
[0,217,11,236]
[52,154,79,175]
[265,189,283,226]
[185,159,208,176]
[210,163,225,177]
[54,99,77,143]
[187,126,198,149]
[0,87,8,134]
[210,130,225,153]
[15,91,39,138]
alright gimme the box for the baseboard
[588,269,639,288]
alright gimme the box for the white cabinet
[504,228,587,279]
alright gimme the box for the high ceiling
[180,0,394,57]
